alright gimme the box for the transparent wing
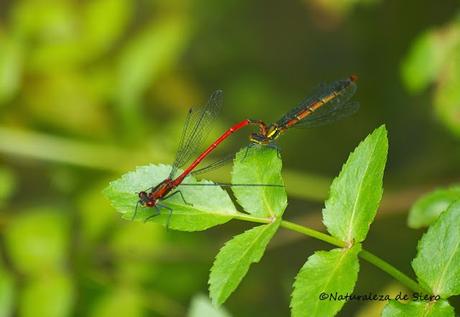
[276,78,357,128]
[294,101,359,128]
[191,152,235,176]
[169,90,223,178]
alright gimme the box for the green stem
[234,216,428,294]
[359,250,427,293]
[279,220,428,293]
[280,220,346,248]
[232,213,272,224]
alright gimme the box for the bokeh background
[0,0,460,316]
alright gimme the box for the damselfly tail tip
[350,74,358,82]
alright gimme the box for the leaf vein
[345,140,379,242]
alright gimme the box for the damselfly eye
[138,191,147,199]
[146,200,155,207]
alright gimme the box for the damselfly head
[350,74,358,82]
[138,191,149,206]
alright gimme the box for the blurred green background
[1,0,460,316]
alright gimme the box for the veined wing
[169,90,223,178]
[276,77,358,129]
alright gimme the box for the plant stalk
[234,215,428,294]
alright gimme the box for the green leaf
[434,43,460,137]
[412,200,460,297]
[188,294,232,317]
[382,300,454,317]
[323,125,388,243]
[290,244,361,317]
[104,164,238,231]
[231,146,287,218]
[4,208,69,275]
[408,185,460,228]
[209,221,280,305]
[401,30,450,93]
[19,273,75,317]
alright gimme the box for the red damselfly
[173,76,360,181]
[135,91,253,225]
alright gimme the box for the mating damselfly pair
[134,76,358,227]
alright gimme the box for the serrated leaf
[323,125,388,243]
[104,164,238,231]
[382,300,454,317]
[290,244,361,317]
[188,294,232,317]
[231,146,287,217]
[408,185,460,228]
[209,221,280,305]
[412,200,460,297]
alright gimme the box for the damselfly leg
[144,206,161,223]
[157,204,173,230]
[164,189,191,206]
[132,200,140,221]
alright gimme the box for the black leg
[158,203,173,230]
[132,200,140,221]
[144,206,161,223]
[165,190,191,205]
[267,142,282,158]
[242,144,254,161]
